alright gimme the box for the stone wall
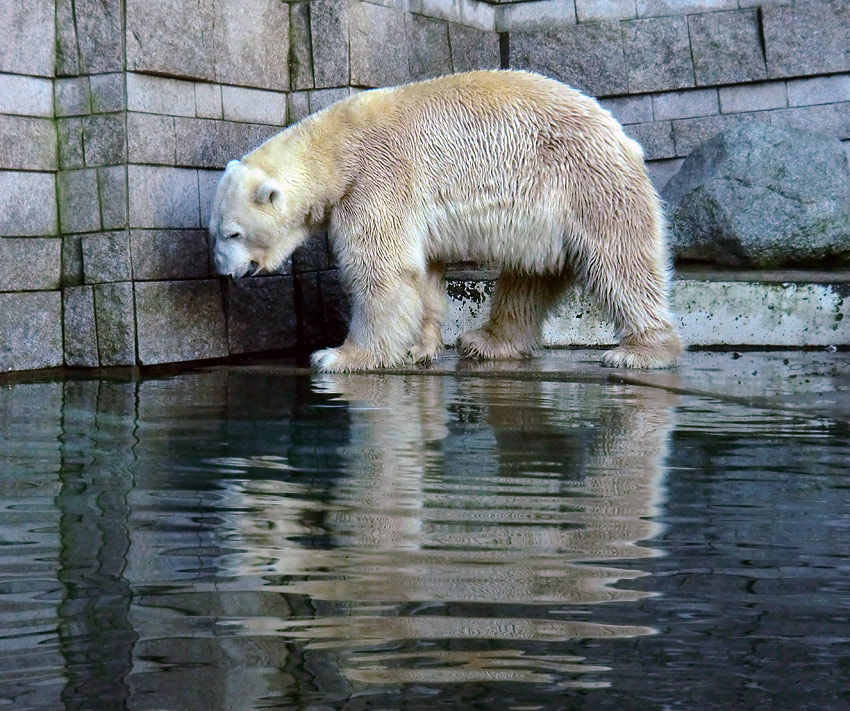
[1,0,848,373]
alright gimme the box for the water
[0,366,848,710]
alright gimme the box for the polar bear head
[209,159,311,278]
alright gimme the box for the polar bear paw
[310,347,372,373]
[457,328,534,360]
[310,345,409,372]
[601,330,682,369]
[408,338,444,364]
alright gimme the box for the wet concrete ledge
[3,347,848,425]
[223,349,850,426]
[445,267,850,349]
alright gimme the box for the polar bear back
[323,71,656,274]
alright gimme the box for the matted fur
[209,70,682,371]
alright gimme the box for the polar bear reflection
[224,375,676,687]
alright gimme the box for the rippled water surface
[0,367,848,710]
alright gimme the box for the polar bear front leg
[311,267,425,373]
[408,260,447,364]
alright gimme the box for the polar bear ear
[255,178,283,206]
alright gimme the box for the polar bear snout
[213,238,254,279]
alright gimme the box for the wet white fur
[209,70,682,371]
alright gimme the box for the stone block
[90,73,126,113]
[130,230,211,280]
[173,118,279,169]
[0,74,54,117]
[63,286,99,367]
[787,75,850,108]
[225,276,298,354]
[652,88,718,121]
[195,83,223,119]
[172,118,230,168]
[294,272,325,347]
[319,269,351,345]
[82,113,127,166]
[62,235,84,286]
[128,166,200,229]
[56,0,80,76]
[510,23,627,97]
[58,117,85,170]
[311,0,350,88]
[126,0,216,81]
[768,103,850,142]
[576,0,635,22]
[448,24,500,73]
[623,121,675,160]
[0,0,55,77]
[82,231,132,283]
[422,0,496,31]
[672,111,766,156]
[0,238,61,291]
[350,2,411,88]
[309,88,350,114]
[599,95,653,125]
[75,0,123,74]
[636,0,736,16]
[645,157,684,192]
[737,0,792,6]
[719,82,787,114]
[98,166,128,231]
[291,233,331,273]
[289,92,311,124]
[763,1,850,79]
[290,2,315,90]
[361,0,408,8]
[623,16,694,93]
[214,0,290,91]
[127,113,177,165]
[0,171,57,237]
[58,169,101,234]
[94,281,136,366]
[0,116,57,172]
[495,0,574,32]
[135,280,228,364]
[222,87,288,125]
[127,73,197,117]
[408,15,452,81]
[0,292,63,372]
[198,170,224,229]
[689,9,766,87]
[54,77,91,118]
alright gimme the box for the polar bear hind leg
[580,233,682,369]
[457,272,570,360]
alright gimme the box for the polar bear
[210,70,682,372]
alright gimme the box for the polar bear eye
[224,231,241,241]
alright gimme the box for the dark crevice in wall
[499,33,509,70]
[756,7,768,67]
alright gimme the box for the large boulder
[662,123,850,268]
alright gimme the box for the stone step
[444,268,850,347]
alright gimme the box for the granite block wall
[0,0,848,373]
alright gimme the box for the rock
[663,123,850,268]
